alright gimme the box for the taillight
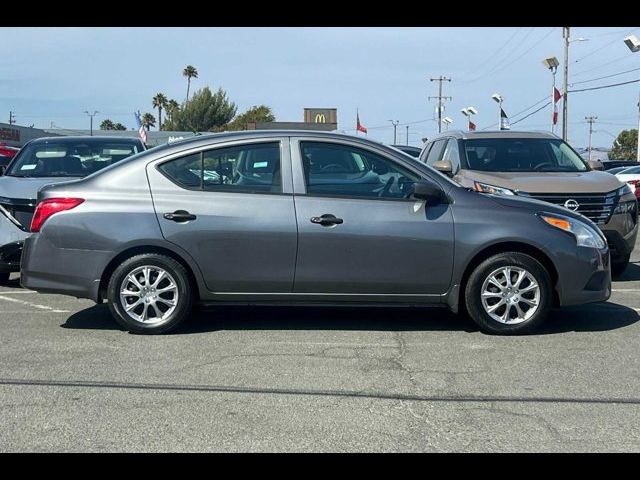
[30,198,84,233]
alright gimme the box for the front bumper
[555,245,611,307]
[0,212,28,273]
[600,196,638,263]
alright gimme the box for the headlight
[617,184,633,196]
[474,181,515,196]
[539,212,606,249]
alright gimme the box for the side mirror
[433,160,453,176]
[588,159,604,171]
[0,166,5,176]
[413,180,445,204]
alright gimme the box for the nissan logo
[564,199,580,211]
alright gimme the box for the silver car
[21,131,611,335]
[0,136,145,284]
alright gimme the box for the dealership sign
[0,127,20,142]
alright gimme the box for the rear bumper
[20,234,108,301]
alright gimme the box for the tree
[166,99,180,122]
[183,65,198,102]
[113,122,127,131]
[100,119,116,130]
[152,93,168,131]
[609,129,639,160]
[225,105,276,131]
[141,112,156,131]
[163,87,237,132]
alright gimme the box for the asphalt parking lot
[1,245,639,452]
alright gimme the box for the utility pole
[8,111,16,125]
[429,76,452,134]
[406,125,409,145]
[562,27,570,141]
[83,110,99,136]
[388,120,399,144]
[585,116,597,161]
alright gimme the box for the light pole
[441,117,453,131]
[388,120,399,144]
[492,94,503,130]
[624,34,640,161]
[585,116,597,162]
[562,28,589,141]
[542,56,560,134]
[84,110,99,136]
[406,125,409,145]
[461,106,478,131]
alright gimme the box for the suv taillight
[31,198,84,233]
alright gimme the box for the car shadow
[62,301,639,336]
[612,261,640,282]
[0,274,24,290]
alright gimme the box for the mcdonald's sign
[314,113,326,123]
[304,108,337,125]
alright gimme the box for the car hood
[0,176,82,201]
[463,170,622,194]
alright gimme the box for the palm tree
[183,65,198,102]
[141,112,156,131]
[166,99,180,121]
[100,119,115,130]
[152,93,168,131]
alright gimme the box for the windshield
[462,138,589,173]
[6,140,142,178]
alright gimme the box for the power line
[457,27,523,84]
[572,53,635,77]
[490,27,557,75]
[570,67,640,86]
[480,27,538,77]
[511,102,552,125]
[569,78,640,93]
[573,28,639,64]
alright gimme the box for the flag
[356,111,368,134]
[468,120,476,131]
[135,111,148,144]
[552,87,561,126]
[500,108,510,130]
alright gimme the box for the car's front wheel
[464,252,553,335]
[107,254,194,334]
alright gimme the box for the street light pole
[563,27,570,141]
[84,110,99,136]
[388,120,399,144]
[406,125,409,146]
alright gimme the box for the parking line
[0,290,38,294]
[0,295,69,313]
[611,289,640,292]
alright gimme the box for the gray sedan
[20,131,611,335]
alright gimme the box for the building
[247,108,337,131]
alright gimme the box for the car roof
[27,136,144,144]
[426,130,560,141]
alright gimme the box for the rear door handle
[163,210,197,222]
[310,214,344,226]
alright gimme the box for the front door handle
[163,210,197,222]
[310,214,344,226]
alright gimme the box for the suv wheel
[465,252,552,335]
[0,272,9,285]
[611,255,630,277]
[107,254,194,334]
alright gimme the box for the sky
[2,26,640,149]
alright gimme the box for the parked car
[391,144,422,158]
[0,136,145,284]
[21,130,611,335]
[615,165,640,200]
[605,166,634,175]
[0,143,19,160]
[420,130,638,276]
[602,160,640,170]
[0,153,12,169]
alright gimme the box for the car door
[291,138,455,298]
[146,137,297,293]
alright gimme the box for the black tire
[107,253,194,334]
[611,256,630,277]
[0,272,9,285]
[464,252,553,335]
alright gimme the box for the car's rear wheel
[0,272,9,285]
[107,254,194,334]
[465,252,552,335]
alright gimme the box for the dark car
[0,153,12,169]
[602,161,640,170]
[21,130,611,335]
[0,143,19,160]
[391,144,422,158]
[0,136,145,283]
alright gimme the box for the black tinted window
[300,142,420,199]
[6,141,141,177]
[159,142,282,194]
